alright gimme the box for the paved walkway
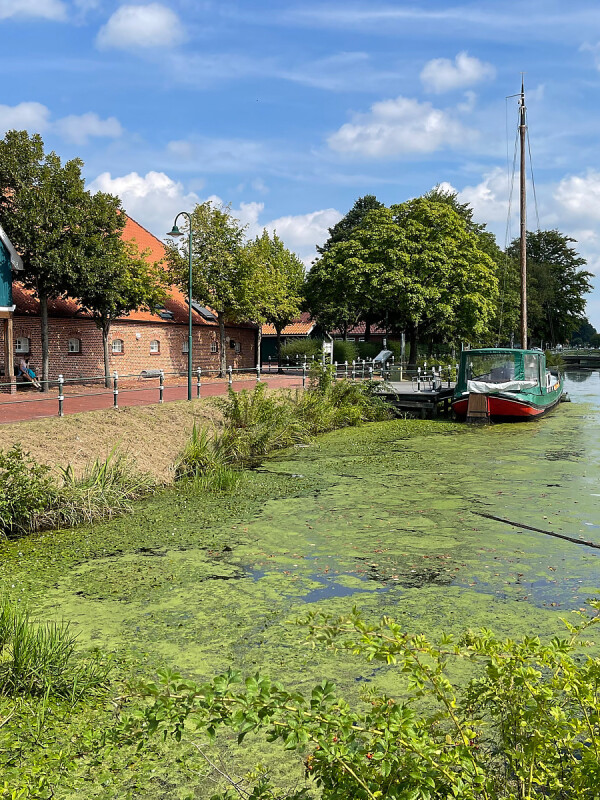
[0,374,303,425]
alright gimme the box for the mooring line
[474,511,600,551]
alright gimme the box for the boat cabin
[456,348,547,396]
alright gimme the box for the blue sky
[3,0,600,329]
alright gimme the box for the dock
[378,380,455,418]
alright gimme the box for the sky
[2,0,600,329]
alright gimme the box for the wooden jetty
[378,380,455,418]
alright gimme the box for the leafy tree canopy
[317,194,384,255]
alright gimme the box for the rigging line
[525,112,541,232]
[498,106,520,341]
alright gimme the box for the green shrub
[356,341,380,359]
[0,597,109,700]
[0,445,57,537]
[545,349,566,370]
[175,424,219,480]
[333,340,358,364]
[131,603,600,800]
[279,338,321,360]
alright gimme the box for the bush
[333,340,358,364]
[0,597,109,700]
[356,341,380,359]
[0,445,57,537]
[131,603,600,800]
[279,338,321,361]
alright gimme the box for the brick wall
[0,316,257,381]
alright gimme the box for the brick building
[0,216,258,388]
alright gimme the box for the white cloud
[88,171,201,235]
[166,137,270,173]
[554,170,600,221]
[0,0,67,20]
[263,208,342,265]
[96,3,184,50]
[54,112,123,145]
[328,96,474,158]
[0,102,51,134]
[420,52,495,93]
[450,168,511,225]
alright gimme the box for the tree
[317,194,384,256]
[245,230,305,371]
[571,320,598,346]
[77,226,167,387]
[389,198,499,362]
[166,202,254,377]
[0,131,106,390]
[507,230,593,345]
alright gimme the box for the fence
[0,359,459,421]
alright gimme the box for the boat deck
[378,381,455,418]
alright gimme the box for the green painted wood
[0,241,12,308]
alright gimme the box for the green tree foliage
[317,194,384,255]
[0,131,122,390]
[246,230,305,371]
[166,202,254,376]
[391,198,499,361]
[126,605,600,800]
[570,319,598,346]
[506,230,593,346]
[76,231,168,387]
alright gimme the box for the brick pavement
[0,374,304,425]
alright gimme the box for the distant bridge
[561,350,600,368]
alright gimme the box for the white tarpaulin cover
[467,380,537,394]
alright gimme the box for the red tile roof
[262,312,315,337]
[13,214,255,330]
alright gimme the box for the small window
[182,339,189,354]
[358,337,365,342]
[150,339,160,354]
[234,341,241,354]
[112,338,124,354]
[15,337,30,354]
[210,341,218,354]
[68,338,81,354]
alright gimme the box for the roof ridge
[124,213,166,250]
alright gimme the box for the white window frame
[112,338,124,354]
[150,339,160,354]
[210,341,218,354]
[15,337,30,354]
[68,337,81,354]
[182,339,189,354]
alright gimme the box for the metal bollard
[113,371,119,409]
[333,361,337,381]
[417,367,421,392]
[256,363,261,382]
[58,374,64,417]
[159,370,164,403]
[351,360,356,381]
[268,356,272,373]
[369,366,373,381]
[302,364,306,388]
[228,365,233,387]
[447,365,451,388]
[362,359,366,379]
[344,360,348,379]
[197,367,202,398]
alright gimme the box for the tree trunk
[342,322,348,341]
[408,324,418,367]
[39,292,50,393]
[364,321,371,341]
[218,312,226,378]
[256,323,262,369]
[276,327,283,374]
[101,318,111,389]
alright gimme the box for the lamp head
[167,224,183,238]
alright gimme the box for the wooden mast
[519,77,528,350]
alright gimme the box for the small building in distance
[261,312,316,361]
[0,215,257,384]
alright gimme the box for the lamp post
[167,212,193,401]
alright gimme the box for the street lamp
[167,212,193,401]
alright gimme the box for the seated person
[18,356,42,390]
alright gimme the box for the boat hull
[452,389,562,420]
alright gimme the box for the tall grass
[0,597,109,700]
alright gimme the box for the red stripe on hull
[452,395,548,419]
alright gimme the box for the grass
[0,597,109,700]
